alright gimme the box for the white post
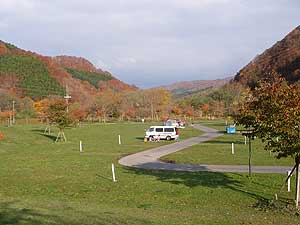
[80,141,83,152]
[112,163,117,182]
[231,143,234,155]
[118,134,121,145]
[244,136,247,145]
[12,100,15,124]
[288,170,291,192]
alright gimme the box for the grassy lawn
[163,120,294,166]
[0,122,298,224]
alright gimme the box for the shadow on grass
[30,128,45,133]
[30,128,58,142]
[135,137,145,140]
[0,201,151,225]
[206,139,245,145]
[37,133,57,142]
[96,173,112,182]
[124,166,269,206]
[0,201,61,225]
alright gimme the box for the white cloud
[0,0,35,13]
[1,0,299,87]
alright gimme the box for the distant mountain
[0,41,136,104]
[160,77,232,97]
[234,25,300,87]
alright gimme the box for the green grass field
[0,122,299,224]
[162,120,294,166]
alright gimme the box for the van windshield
[148,128,154,132]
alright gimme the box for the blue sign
[226,127,236,134]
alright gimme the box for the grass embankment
[0,122,298,224]
[162,120,294,166]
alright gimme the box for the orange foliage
[0,111,14,120]
[33,99,50,121]
[0,42,8,54]
[70,108,88,122]
[201,104,210,113]
[171,106,182,115]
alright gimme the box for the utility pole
[64,85,71,113]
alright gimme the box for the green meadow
[162,120,294,166]
[0,122,298,224]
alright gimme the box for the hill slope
[0,41,136,103]
[160,77,232,97]
[234,26,300,87]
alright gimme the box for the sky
[1,0,300,88]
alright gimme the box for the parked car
[145,126,179,141]
[164,119,185,128]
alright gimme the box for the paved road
[118,124,292,174]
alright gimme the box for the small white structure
[79,141,83,152]
[118,135,121,145]
[112,163,117,182]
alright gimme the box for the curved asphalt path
[118,124,292,174]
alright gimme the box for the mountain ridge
[158,77,232,97]
[0,40,136,104]
[234,25,300,86]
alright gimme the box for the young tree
[69,102,88,127]
[236,76,300,207]
[47,99,73,142]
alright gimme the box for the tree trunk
[295,155,300,207]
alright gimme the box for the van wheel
[166,136,171,141]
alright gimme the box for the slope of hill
[234,25,300,87]
[160,77,232,97]
[0,41,136,102]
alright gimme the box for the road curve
[118,124,292,174]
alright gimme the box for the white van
[145,126,179,141]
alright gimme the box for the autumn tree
[92,90,116,122]
[0,110,14,126]
[69,102,88,127]
[47,99,73,142]
[33,98,50,122]
[236,76,300,207]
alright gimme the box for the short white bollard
[118,135,121,145]
[244,136,247,145]
[231,143,235,155]
[287,170,292,192]
[112,163,117,182]
[79,141,83,152]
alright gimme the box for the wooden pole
[244,136,247,145]
[231,143,234,155]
